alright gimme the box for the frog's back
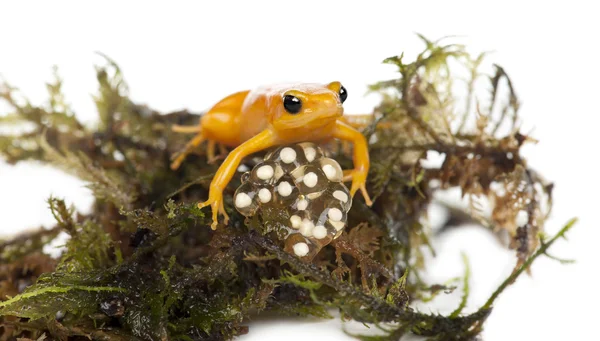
[200,84,286,146]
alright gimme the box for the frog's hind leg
[206,140,219,164]
[170,131,205,170]
[206,141,230,164]
[172,124,203,134]
[219,144,228,158]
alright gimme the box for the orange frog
[170,81,373,230]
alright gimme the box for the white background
[1,1,598,340]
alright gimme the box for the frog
[170,81,372,230]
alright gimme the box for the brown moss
[0,35,576,341]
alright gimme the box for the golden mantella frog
[171,81,372,230]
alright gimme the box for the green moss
[0,284,126,320]
[0,34,576,341]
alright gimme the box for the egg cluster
[233,142,352,259]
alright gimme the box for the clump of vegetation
[0,35,575,340]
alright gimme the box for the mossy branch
[450,253,471,318]
[39,131,137,209]
[0,34,574,341]
[0,285,126,310]
[481,217,577,310]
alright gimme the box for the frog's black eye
[339,86,348,103]
[283,95,302,114]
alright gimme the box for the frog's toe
[348,171,373,207]
[197,195,226,230]
[170,154,184,170]
[350,181,373,206]
[197,200,210,210]
[359,183,373,206]
[219,199,230,225]
[342,169,354,182]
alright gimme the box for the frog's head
[269,81,346,131]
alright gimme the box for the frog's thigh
[200,111,241,147]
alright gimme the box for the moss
[0,35,576,341]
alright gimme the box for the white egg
[322,164,338,180]
[304,147,316,162]
[296,199,308,210]
[258,188,272,203]
[256,165,274,180]
[328,208,343,222]
[278,181,292,196]
[333,190,349,203]
[235,193,252,208]
[312,225,328,239]
[280,147,297,163]
[290,215,302,229]
[293,242,309,257]
[299,219,314,237]
[303,172,318,188]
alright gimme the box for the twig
[372,141,520,165]
[450,253,470,318]
[481,218,577,310]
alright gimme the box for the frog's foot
[343,169,373,206]
[170,132,205,170]
[197,191,230,230]
[170,153,185,171]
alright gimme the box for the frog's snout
[320,96,344,118]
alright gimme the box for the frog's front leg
[198,129,277,230]
[333,120,373,206]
